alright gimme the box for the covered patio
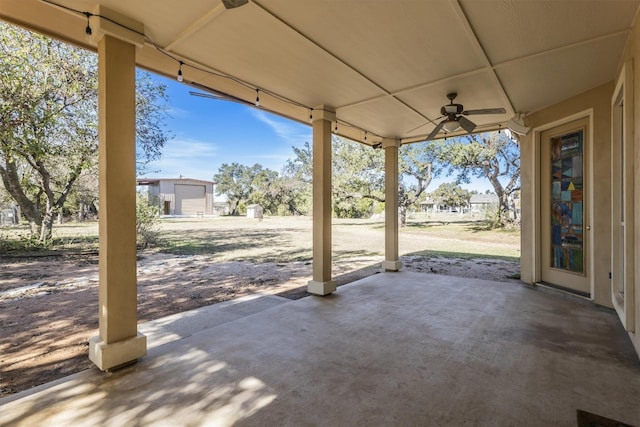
[2,272,639,426]
[2,0,640,424]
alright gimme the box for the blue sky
[142,75,312,181]
[143,74,494,193]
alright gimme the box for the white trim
[611,60,635,332]
[532,109,594,296]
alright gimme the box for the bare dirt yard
[0,215,520,397]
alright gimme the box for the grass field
[0,213,520,261]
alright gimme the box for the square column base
[307,280,337,296]
[382,260,403,271]
[89,332,147,372]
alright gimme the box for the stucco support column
[308,106,337,295]
[382,138,402,271]
[88,8,146,371]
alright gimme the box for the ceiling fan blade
[462,108,506,115]
[458,116,477,133]
[406,116,445,134]
[426,120,446,140]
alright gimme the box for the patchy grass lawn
[1,213,520,261]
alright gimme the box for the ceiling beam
[164,3,226,52]
[451,0,515,117]
[250,0,439,135]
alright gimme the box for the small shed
[137,177,214,216]
[246,204,263,219]
[0,206,18,225]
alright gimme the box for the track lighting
[255,89,260,107]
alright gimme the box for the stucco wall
[520,82,613,308]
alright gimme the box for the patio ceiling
[2,0,639,145]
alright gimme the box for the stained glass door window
[550,130,584,273]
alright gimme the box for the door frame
[532,110,594,296]
[611,61,635,332]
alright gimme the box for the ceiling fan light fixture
[222,0,249,9]
[442,119,460,133]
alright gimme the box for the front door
[540,118,590,294]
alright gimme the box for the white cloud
[250,110,311,148]
[142,138,219,181]
[167,106,190,119]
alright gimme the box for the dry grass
[1,214,520,261]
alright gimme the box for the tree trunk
[486,173,511,227]
[399,205,407,227]
[40,212,54,241]
[0,158,43,235]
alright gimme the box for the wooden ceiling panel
[497,33,628,114]
[252,0,488,93]
[462,0,640,65]
[173,2,385,109]
[337,97,427,140]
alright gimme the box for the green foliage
[481,203,503,229]
[214,163,271,215]
[332,138,385,218]
[430,182,471,210]
[433,131,520,226]
[285,137,441,222]
[334,197,376,219]
[136,193,160,248]
[135,72,172,174]
[214,161,310,216]
[0,227,54,253]
[0,22,171,241]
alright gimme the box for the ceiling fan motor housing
[442,103,463,115]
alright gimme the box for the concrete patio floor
[1,271,639,426]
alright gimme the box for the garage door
[175,184,205,215]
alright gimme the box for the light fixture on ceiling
[222,0,249,9]
[442,119,460,133]
[177,62,184,82]
[84,12,92,35]
[506,114,530,135]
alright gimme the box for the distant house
[137,177,214,216]
[419,197,459,213]
[469,194,499,212]
[419,197,436,213]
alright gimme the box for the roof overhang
[2,0,639,145]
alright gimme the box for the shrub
[136,193,160,248]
